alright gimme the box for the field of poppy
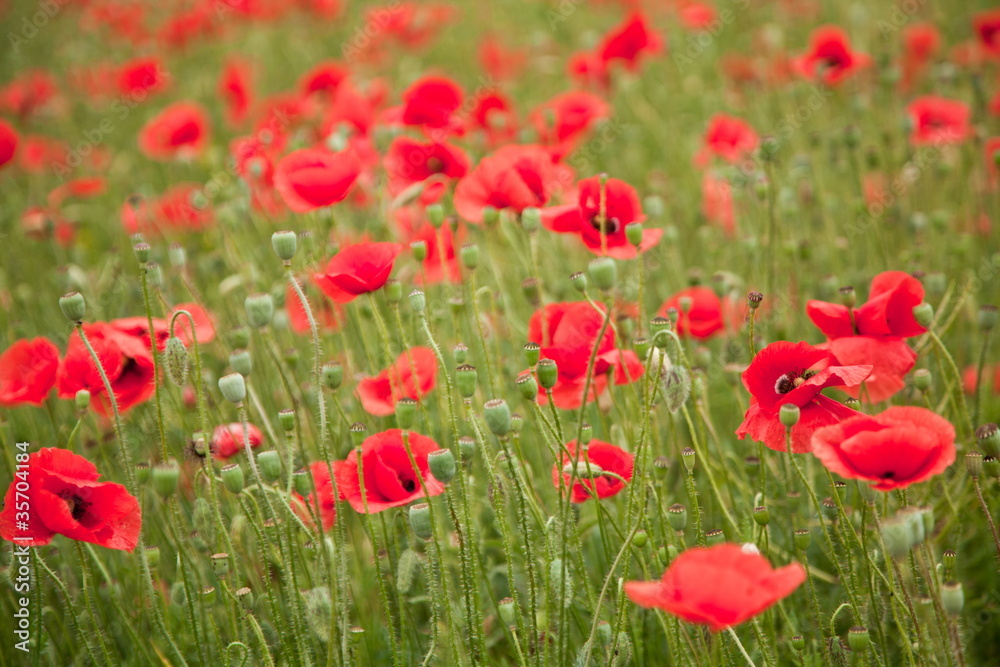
[1,1,1000,665]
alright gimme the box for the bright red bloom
[219,59,253,126]
[696,114,759,166]
[334,429,445,513]
[384,137,469,204]
[906,96,971,146]
[540,176,659,258]
[314,241,403,303]
[973,9,1000,57]
[394,208,464,284]
[399,75,464,134]
[138,101,210,161]
[658,286,743,339]
[212,422,264,460]
[625,544,805,631]
[552,440,634,503]
[735,341,871,453]
[111,303,216,351]
[274,147,360,212]
[822,337,916,403]
[57,323,156,416]
[118,57,167,96]
[469,92,517,146]
[0,448,141,551]
[299,61,349,98]
[597,12,663,72]
[792,26,871,86]
[0,338,60,407]
[0,119,17,169]
[811,407,955,491]
[529,91,610,158]
[292,461,338,531]
[806,271,927,340]
[357,347,438,416]
[454,145,557,223]
[529,302,643,409]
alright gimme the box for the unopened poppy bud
[460,243,479,270]
[624,222,643,247]
[681,447,696,472]
[427,203,445,227]
[152,460,180,497]
[236,587,254,611]
[912,302,934,328]
[521,277,540,304]
[747,291,763,310]
[481,206,499,226]
[453,343,468,364]
[537,358,558,389]
[977,423,1000,457]
[521,207,540,232]
[516,372,538,400]
[410,240,428,262]
[456,364,477,399]
[570,271,588,293]
[588,257,616,291]
[278,409,295,433]
[913,368,932,392]
[245,294,274,329]
[847,626,869,652]
[350,422,367,447]
[428,449,456,484]
[941,581,964,615]
[75,389,91,411]
[705,529,725,546]
[523,342,540,367]
[409,289,426,313]
[134,242,151,266]
[579,422,593,446]
[408,503,433,539]
[979,305,998,330]
[211,553,230,577]
[384,279,402,304]
[790,636,805,652]
[257,451,281,482]
[226,349,251,377]
[165,337,189,386]
[136,462,150,484]
[965,452,982,478]
[169,243,186,267]
[498,597,517,626]
[322,362,343,390]
[650,316,671,349]
[794,528,811,550]
[218,373,246,404]
[484,398,511,437]
[779,404,800,429]
[458,435,475,461]
[395,397,417,430]
[59,292,86,323]
[143,544,161,569]
[596,620,613,646]
[753,506,771,526]
[984,456,1000,479]
[271,231,297,262]
[221,463,244,494]
[294,469,312,496]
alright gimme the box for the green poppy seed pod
[381,279,401,304]
[135,462,150,484]
[965,451,983,478]
[278,409,295,433]
[588,256,617,291]
[753,506,771,526]
[667,504,687,532]
[481,206,499,225]
[570,271,588,293]
[395,397,417,430]
[678,296,693,314]
[428,449,456,484]
[984,456,1000,479]
[643,195,664,218]
[200,585,217,604]
[857,480,877,505]
[152,460,180,498]
[790,636,806,652]
[521,206,540,232]
[913,368,932,392]
[523,342,541,367]
[211,553,230,577]
[144,544,161,568]
[653,456,669,478]
[165,337,189,386]
[221,463,244,494]
[410,240,428,262]
[976,423,1000,458]
[779,404,801,429]
[134,242,151,266]
[294,468,312,496]
[322,361,343,390]
[912,302,934,328]
[453,343,468,365]
[498,597,517,626]
[650,316,671,349]
[168,243,186,268]
[511,412,523,433]
[245,293,274,329]
[745,456,761,477]
[258,451,282,482]
[409,289,426,313]
[218,373,246,405]
[189,430,206,457]
[484,398,511,437]
[794,528,812,550]
[624,221,643,247]
[229,326,251,349]
[537,358,558,389]
[665,306,679,323]
[882,520,910,559]
[942,549,957,574]
[681,447,696,472]
[350,422,368,447]
[516,371,539,401]
[979,305,998,330]
[705,529,725,546]
[271,231,297,262]
[236,587,254,611]
[847,627,869,653]
[229,349,252,377]
[456,364,477,399]
[747,291,764,310]
[425,203,445,227]
[578,423,592,447]
[59,292,86,323]
[941,581,964,615]
[633,529,649,549]
[633,337,650,360]
[521,277,540,304]
[821,497,837,521]
[838,285,856,308]
[460,243,479,270]
[408,503,433,540]
[74,389,91,411]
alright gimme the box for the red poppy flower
[118,57,167,96]
[299,61,349,98]
[792,26,871,86]
[701,172,736,235]
[274,147,360,213]
[529,91,610,158]
[900,23,939,89]
[287,279,342,334]
[314,241,402,303]
[47,177,106,208]
[973,9,1000,57]
[597,12,663,72]
[736,341,871,453]
[334,428,445,513]
[658,286,743,339]
[0,338,60,407]
[478,37,526,82]
[122,183,214,234]
[0,70,57,120]
[384,137,469,204]
[399,75,464,134]
[469,92,518,146]
[624,544,806,631]
[394,209,463,284]
[57,323,156,416]
[679,3,717,31]
[454,144,557,223]
[552,440,634,503]
[356,347,438,417]
[963,363,1000,395]
[540,176,659,258]
[822,337,916,403]
[219,59,253,126]
[696,114,759,166]
[292,461,338,531]
[806,271,926,339]
[907,96,971,146]
[138,101,210,161]
[0,119,19,169]
[211,422,264,460]
[0,448,141,551]
[529,302,643,409]
[811,407,955,491]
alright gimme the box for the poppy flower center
[426,157,443,173]
[589,214,621,235]
[774,370,815,394]
[397,473,417,493]
[59,491,91,522]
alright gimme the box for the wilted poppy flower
[696,114,759,166]
[57,323,156,416]
[624,544,806,631]
[792,26,871,86]
[0,119,19,169]
[552,440,634,502]
[334,428,445,513]
[0,338,59,407]
[529,91,610,158]
[541,176,659,258]
[212,422,264,460]
[529,302,643,409]
[906,96,971,146]
[274,147,360,213]
[973,9,1000,57]
[314,241,403,303]
[118,57,166,96]
[658,286,744,339]
[138,101,210,160]
[454,144,557,223]
[384,137,469,204]
[399,75,464,134]
[357,347,437,416]
[292,461,338,531]
[0,448,141,550]
[736,341,871,453]
[811,407,955,491]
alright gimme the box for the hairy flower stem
[74,541,114,665]
[926,329,975,437]
[139,266,170,461]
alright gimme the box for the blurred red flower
[357,347,437,416]
[274,147,360,212]
[529,91,610,158]
[597,12,663,72]
[807,271,926,339]
[287,279,342,334]
[0,118,19,169]
[118,57,167,97]
[907,96,971,146]
[57,323,156,416]
[0,338,60,407]
[552,440,634,503]
[219,59,254,126]
[973,9,1000,58]
[399,75,464,135]
[454,144,557,223]
[384,137,469,205]
[696,113,759,166]
[658,286,743,340]
[292,461,338,531]
[469,92,518,146]
[212,422,264,460]
[139,101,211,160]
[792,26,870,86]
[478,37,526,81]
[315,241,403,303]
